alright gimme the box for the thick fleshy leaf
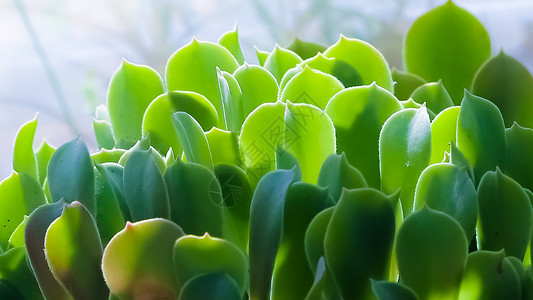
[410,80,454,115]
[91,148,126,165]
[429,106,460,164]
[380,106,431,216]
[172,111,214,171]
[449,142,475,184]
[278,66,303,98]
[506,123,533,192]
[249,168,296,300]
[264,44,303,83]
[7,216,27,249]
[173,234,247,293]
[472,51,533,128]
[324,188,395,299]
[123,149,170,221]
[458,250,521,300]
[166,39,239,126]
[25,200,70,300]
[0,279,25,299]
[288,38,326,60]
[506,256,533,300]
[102,219,184,299]
[280,66,344,109]
[234,63,279,116]
[371,280,417,300]
[272,183,333,300]
[35,139,55,187]
[325,83,402,188]
[107,60,164,148]
[457,91,506,182]
[164,160,223,237]
[414,163,478,240]
[391,68,426,100]
[301,53,363,88]
[304,257,342,300]
[179,272,241,300]
[396,207,468,300]
[206,128,242,167]
[317,153,367,202]
[254,46,269,66]
[12,115,38,182]
[284,101,336,184]
[217,69,244,132]
[218,25,245,65]
[118,140,166,173]
[324,35,393,92]
[142,91,218,155]
[95,163,130,221]
[93,105,115,150]
[404,1,491,104]
[305,207,335,274]
[477,168,532,260]
[94,165,126,245]
[45,201,108,299]
[0,246,42,300]
[48,137,95,215]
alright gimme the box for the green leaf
[396,207,468,300]
[12,115,38,182]
[164,160,223,237]
[0,246,43,300]
[380,106,431,216]
[218,24,245,65]
[472,51,533,128]
[324,35,393,92]
[301,52,363,88]
[94,165,126,245]
[477,168,532,260]
[324,188,396,299]
[25,200,71,300]
[166,39,239,127]
[391,68,426,100]
[458,250,521,300]
[371,280,417,300]
[0,172,46,251]
[35,139,55,187]
[91,148,126,165]
[173,234,247,294]
[179,272,241,300]
[305,207,335,274]
[249,168,296,300]
[429,106,460,164]
[325,83,402,188]
[506,123,533,192]
[414,163,478,240]
[254,46,269,66]
[172,111,214,171]
[206,127,242,167]
[48,137,95,215]
[102,218,184,299]
[123,149,170,221]
[272,183,332,300]
[0,279,25,299]
[280,66,344,109]
[107,59,164,148]
[284,101,336,184]
[95,163,130,221]
[457,91,506,182]
[7,216,27,249]
[44,201,108,299]
[234,63,279,116]
[317,153,367,202]
[142,91,218,155]
[217,69,244,132]
[450,142,475,185]
[264,44,303,83]
[404,1,491,104]
[93,105,115,150]
[506,256,533,300]
[288,38,327,60]
[411,80,454,115]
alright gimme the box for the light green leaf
[218,25,245,65]
[93,105,115,150]
[264,44,303,83]
[107,59,164,148]
[254,46,269,66]
[94,165,126,245]
[324,188,395,299]
[477,168,532,260]
[91,148,126,165]
[7,216,27,249]
[429,106,460,164]
[473,51,533,128]
[234,63,279,116]
[288,38,327,60]
[102,219,184,299]
[166,39,239,127]
[172,111,214,171]
[396,207,468,300]
[95,163,130,222]
[317,153,367,202]
[324,35,393,92]
[217,69,244,132]
[411,80,454,115]
[450,142,475,184]
[391,68,426,100]
[301,52,363,88]
[206,127,242,167]
[280,66,344,109]
[457,91,506,182]
[380,106,431,216]
[45,201,108,299]
[35,139,55,187]
[404,1,491,104]
[325,83,402,188]
[0,246,43,300]
[506,122,533,192]
[13,115,38,182]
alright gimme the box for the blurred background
[0,0,532,178]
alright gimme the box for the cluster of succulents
[1,1,533,299]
